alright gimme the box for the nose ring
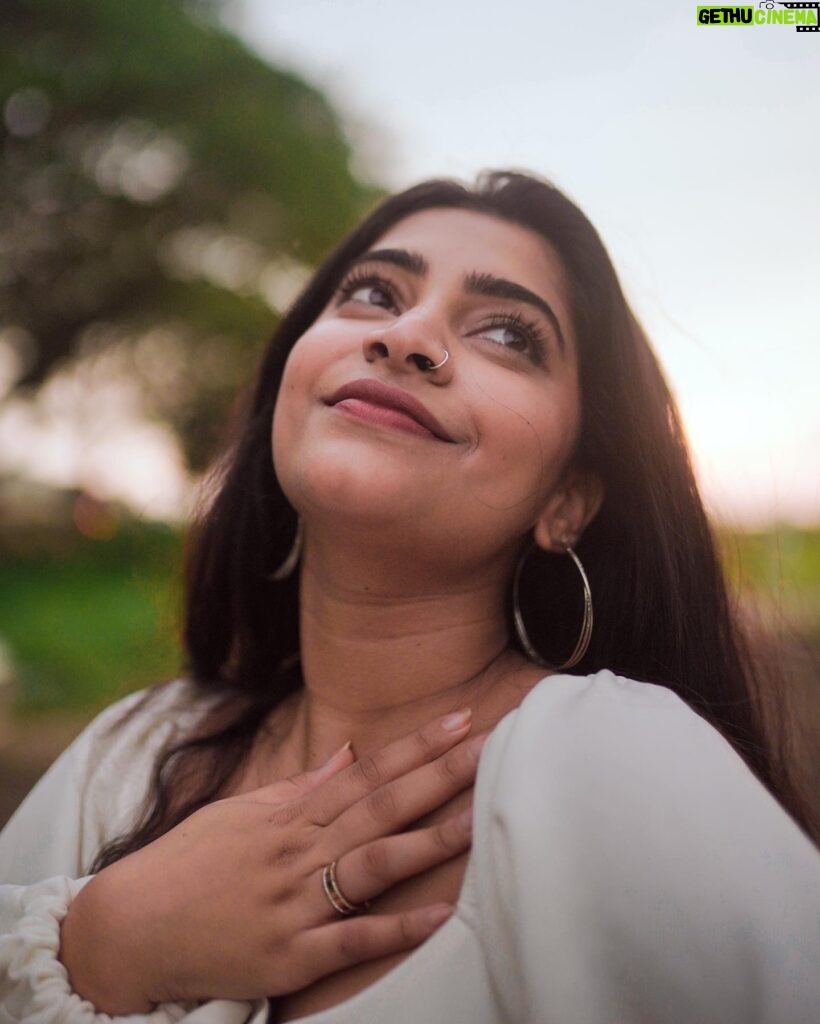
[422,350,449,372]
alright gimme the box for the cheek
[463,378,581,516]
[271,338,323,487]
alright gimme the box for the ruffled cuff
[0,876,199,1023]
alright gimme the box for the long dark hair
[92,170,816,871]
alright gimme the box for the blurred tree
[0,0,383,469]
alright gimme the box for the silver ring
[424,350,449,371]
[321,861,369,917]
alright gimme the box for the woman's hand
[59,709,484,1013]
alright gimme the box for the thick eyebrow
[350,248,429,276]
[349,248,566,356]
[463,272,566,357]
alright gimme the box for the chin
[277,441,429,528]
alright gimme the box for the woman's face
[272,207,585,566]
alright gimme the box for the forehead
[371,207,570,307]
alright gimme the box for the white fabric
[1,670,818,1023]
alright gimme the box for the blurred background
[1,0,817,825]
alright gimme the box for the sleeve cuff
[1,876,197,1023]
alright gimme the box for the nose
[362,314,453,382]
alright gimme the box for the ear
[532,470,603,553]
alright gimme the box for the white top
[1,670,818,1024]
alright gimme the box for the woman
[1,170,818,1024]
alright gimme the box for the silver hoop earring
[512,540,593,670]
[423,349,449,371]
[270,516,303,581]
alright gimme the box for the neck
[271,528,539,775]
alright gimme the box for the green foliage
[719,526,820,590]
[718,526,820,642]
[0,0,383,469]
[0,523,183,712]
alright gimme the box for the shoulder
[513,665,696,727]
[0,678,217,881]
[77,677,221,848]
[476,666,819,904]
[467,670,820,1022]
[82,677,214,786]
[482,668,724,793]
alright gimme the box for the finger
[236,741,355,808]
[287,741,357,795]
[305,710,473,826]
[298,904,454,983]
[331,806,473,906]
[331,732,487,851]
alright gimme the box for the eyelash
[335,268,398,309]
[480,311,548,367]
[334,268,549,367]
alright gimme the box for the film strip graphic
[777,2,820,31]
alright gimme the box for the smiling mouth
[325,379,455,443]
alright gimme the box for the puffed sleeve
[0,682,265,1024]
[472,670,820,1024]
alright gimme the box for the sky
[225,0,819,528]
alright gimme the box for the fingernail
[440,709,472,732]
[424,904,453,928]
[324,740,352,766]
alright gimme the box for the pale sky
[227,0,820,527]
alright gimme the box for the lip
[325,379,455,443]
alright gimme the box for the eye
[335,270,399,312]
[476,312,548,367]
[481,323,529,351]
[350,283,394,309]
